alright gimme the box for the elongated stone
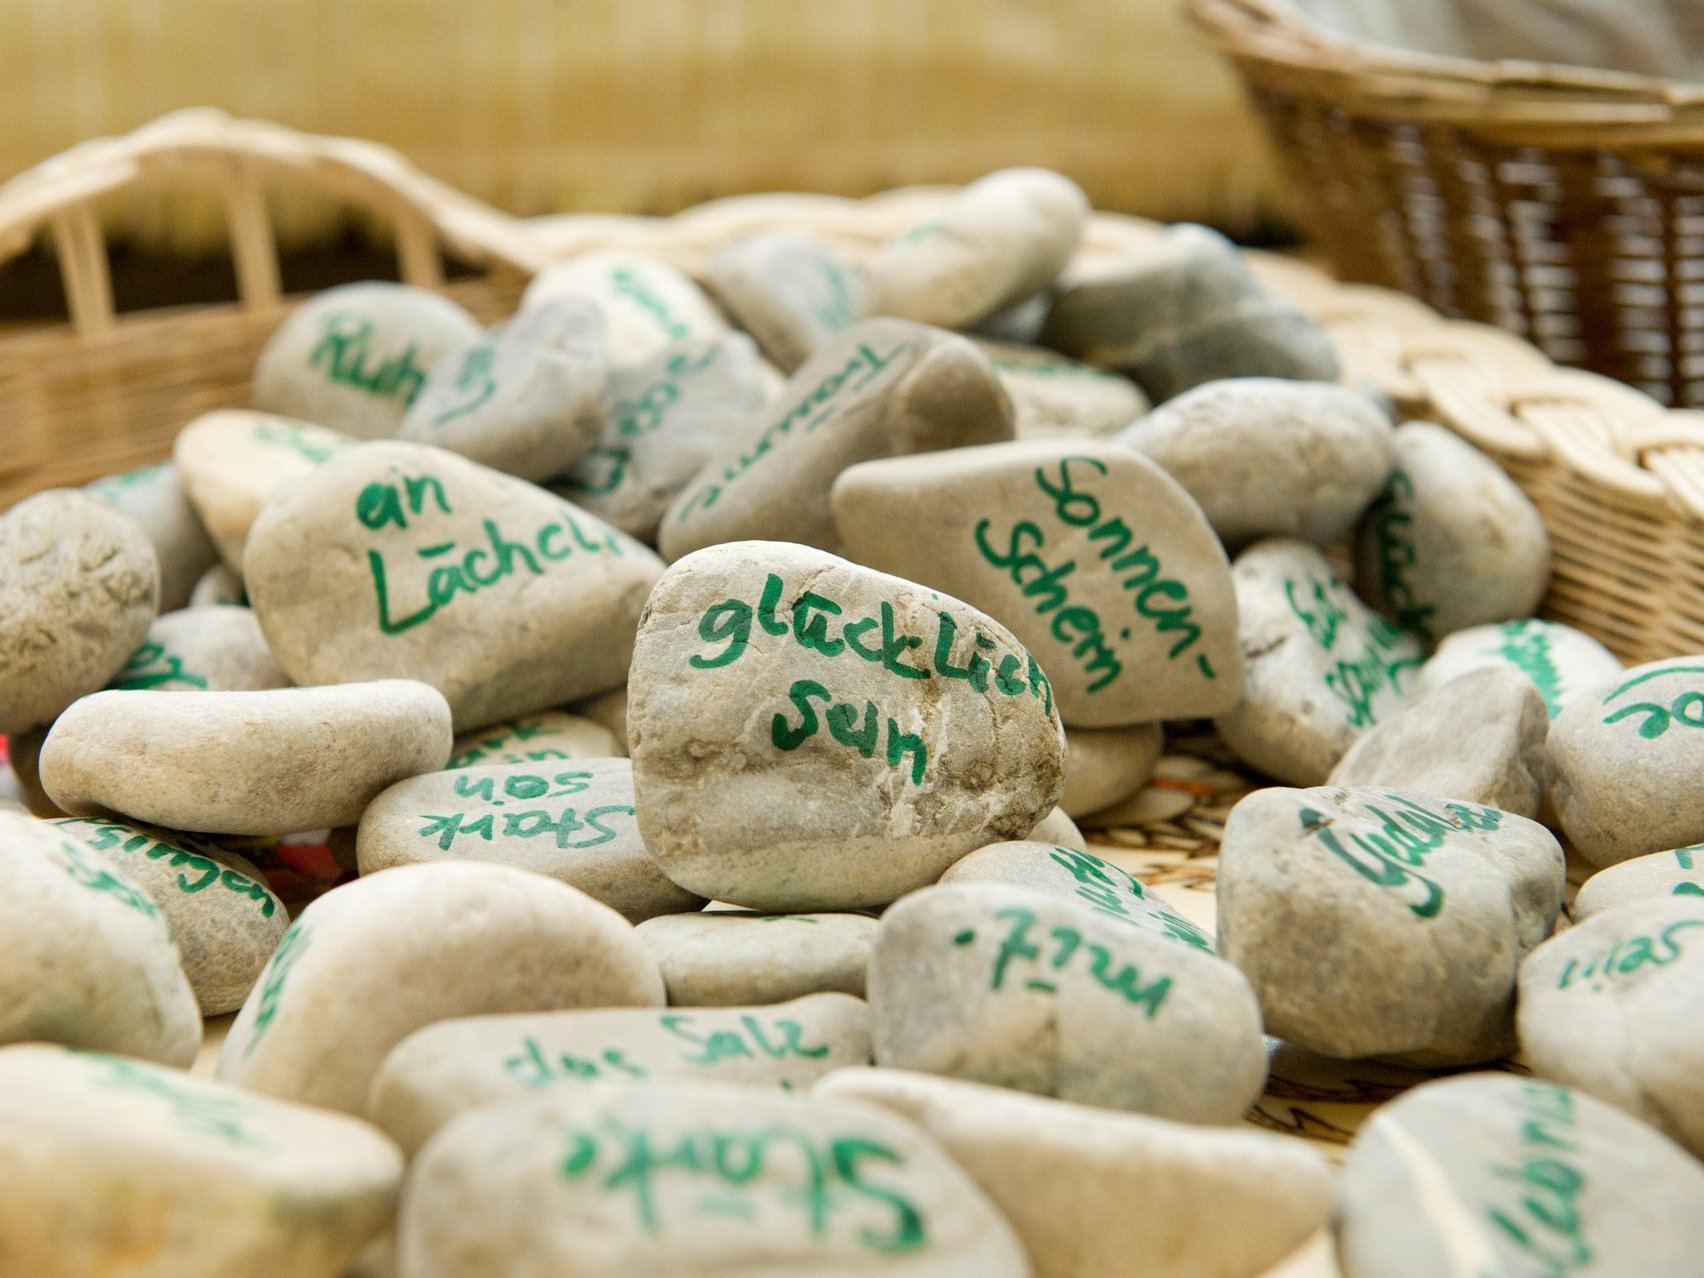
[976,339,1148,441]
[704,232,863,372]
[446,709,619,768]
[636,911,879,1005]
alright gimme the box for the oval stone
[85,461,219,611]
[218,862,665,1113]
[1024,805,1086,852]
[190,561,246,608]
[253,282,482,438]
[635,912,879,1005]
[368,993,871,1156]
[357,758,701,923]
[0,1044,403,1278]
[446,709,620,768]
[869,882,1265,1121]
[40,680,452,835]
[976,339,1148,441]
[0,490,159,735]
[629,541,1065,911]
[1575,845,1704,920]
[0,811,199,1066]
[244,441,664,731]
[520,250,727,369]
[1061,723,1163,817]
[395,1082,1029,1277]
[834,440,1242,726]
[1416,618,1623,720]
[703,231,862,372]
[105,606,290,693]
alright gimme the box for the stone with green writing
[357,758,702,923]
[1338,1071,1704,1278]
[1060,722,1162,817]
[1575,844,1704,921]
[861,168,1088,331]
[1416,618,1623,720]
[398,298,609,482]
[1041,224,1338,402]
[1548,655,1704,867]
[1215,538,1425,785]
[629,540,1065,911]
[704,231,863,372]
[834,441,1242,727]
[657,319,1014,562]
[1327,666,1549,818]
[254,281,482,439]
[554,331,771,542]
[817,1068,1335,1278]
[244,440,664,730]
[396,1080,1027,1277]
[0,810,199,1066]
[521,249,728,370]
[40,679,450,836]
[106,605,290,694]
[53,814,287,1015]
[447,708,619,768]
[1352,421,1550,644]
[85,460,219,610]
[368,992,871,1156]
[869,882,1264,1121]
[974,338,1148,441]
[0,490,159,736]
[174,408,357,568]
[1116,377,1395,549]
[1218,784,1564,1065]
[218,861,665,1114]
[190,560,246,607]
[939,841,1215,953]
[0,1043,403,1278]
[636,911,879,1005]
[1518,896,1704,1158]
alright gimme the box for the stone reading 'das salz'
[357,758,701,923]
[656,319,1014,563]
[396,1082,1029,1278]
[40,680,451,836]
[106,606,290,693]
[817,1068,1335,1278]
[704,231,863,373]
[254,281,481,439]
[860,168,1087,331]
[1215,538,1424,786]
[1337,1072,1704,1278]
[0,811,200,1066]
[84,461,219,611]
[1574,845,1704,920]
[1218,785,1563,1065]
[0,1044,403,1278]
[521,249,727,369]
[1415,618,1622,720]
[244,441,663,731]
[368,993,871,1156]
[218,862,665,1114]
[833,440,1242,727]
[0,490,159,736]
[629,541,1064,911]
[636,911,879,1005]
[870,882,1265,1122]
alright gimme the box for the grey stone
[1117,378,1394,549]
[446,709,619,768]
[520,250,727,369]
[629,541,1065,911]
[636,912,878,1005]
[1218,785,1564,1065]
[244,441,663,731]
[0,490,159,735]
[1575,844,1704,920]
[833,440,1242,726]
[0,810,199,1066]
[818,1067,1335,1278]
[105,606,289,693]
[1024,805,1086,851]
[1327,666,1549,818]
[1061,723,1162,817]
[39,680,452,836]
[861,168,1087,330]
[85,461,218,610]
[656,319,1013,562]
[1353,421,1549,644]
[1215,538,1425,785]
[1338,1071,1704,1278]
[869,882,1265,1121]
[357,758,702,923]
[217,861,666,1114]
[396,1082,1028,1277]
[254,282,481,438]
[976,339,1148,440]
[368,993,871,1155]
[704,232,863,372]
[1416,619,1623,719]
[0,1043,402,1278]
[1041,225,1338,402]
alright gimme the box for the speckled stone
[84,462,218,611]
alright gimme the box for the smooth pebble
[636,911,879,1005]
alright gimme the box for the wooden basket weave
[6,110,1704,673]
[1190,0,1704,409]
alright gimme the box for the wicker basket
[1190,0,1704,409]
